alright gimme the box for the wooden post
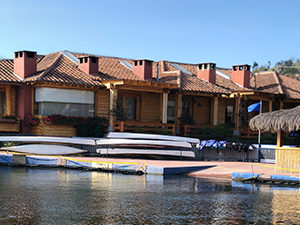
[162,92,168,124]
[120,121,124,132]
[234,95,240,129]
[109,87,118,130]
[268,100,272,112]
[177,94,182,124]
[280,101,284,109]
[277,130,282,147]
[212,97,218,126]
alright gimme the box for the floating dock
[232,172,300,186]
[0,152,210,175]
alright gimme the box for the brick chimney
[78,56,99,75]
[232,64,251,88]
[197,63,216,84]
[14,51,37,79]
[133,59,153,80]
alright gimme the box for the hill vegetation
[253,59,300,79]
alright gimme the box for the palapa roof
[249,105,300,132]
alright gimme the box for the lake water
[0,167,300,225]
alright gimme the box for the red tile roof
[26,53,103,87]
[0,50,299,99]
[0,59,21,83]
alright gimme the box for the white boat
[96,138,192,148]
[107,132,200,144]
[1,144,87,155]
[0,136,96,145]
[96,148,195,158]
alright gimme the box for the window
[0,92,6,116]
[167,100,175,123]
[225,105,234,124]
[35,88,94,117]
[125,97,137,120]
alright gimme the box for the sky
[0,0,300,68]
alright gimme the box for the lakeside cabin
[0,50,299,137]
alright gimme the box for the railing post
[172,124,175,135]
[120,121,124,132]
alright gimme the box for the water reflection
[0,166,300,224]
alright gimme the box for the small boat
[107,132,199,144]
[0,136,96,145]
[96,148,195,158]
[1,144,87,155]
[96,138,192,148]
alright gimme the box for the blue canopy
[248,102,261,112]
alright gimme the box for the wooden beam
[177,94,182,124]
[268,100,272,112]
[211,97,218,126]
[109,88,118,130]
[277,130,282,147]
[119,86,164,93]
[234,95,240,129]
[162,92,168,124]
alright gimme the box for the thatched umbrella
[249,105,300,133]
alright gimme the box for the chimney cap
[133,59,154,62]
[232,64,251,71]
[232,64,251,67]
[197,62,216,70]
[14,50,37,54]
[78,55,98,59]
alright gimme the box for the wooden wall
[141,92,161,122]
[31,117,76,137]
[0,120,20,132]
[193,96,210,125]
[5,85,16,116]
[275,147,300,173]
[96,89,110,119]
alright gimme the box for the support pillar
[211,97,218,126]
[162,92,168,124]
[176,94,182,124]
[234,95,240,129]
[109,87,118,131]
[268,100,272,112]
[280,101,284,109]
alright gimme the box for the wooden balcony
[113,121,176,135]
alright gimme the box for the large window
[0,92,6,117]
[35,88,94,117]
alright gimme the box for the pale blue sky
[0,0,299,68]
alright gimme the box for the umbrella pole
[258,100,262,162]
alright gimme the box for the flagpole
[258,100,262,162]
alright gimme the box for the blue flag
[248,102,261,112]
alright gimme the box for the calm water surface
[0,166,300,225]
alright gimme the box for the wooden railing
[238,126,258,137]
[181,124,214,136]
[113,121,176,135]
